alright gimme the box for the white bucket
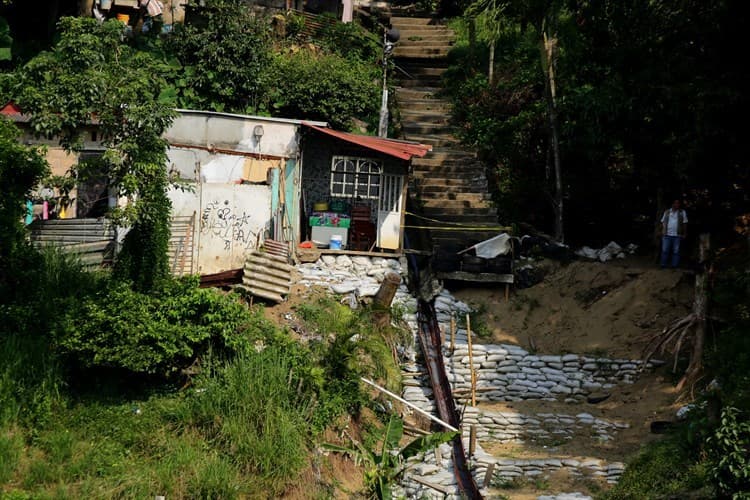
[330,235,343,250]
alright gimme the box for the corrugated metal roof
[303,123,432,161]
[0,101,31,123]
[176,109,327,127]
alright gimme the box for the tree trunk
[488,40,495,86]
[677,233,710,390]
[78,0,94,16]
[541,28,564,242]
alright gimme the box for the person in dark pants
[660,199,688,268]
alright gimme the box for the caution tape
[403,211,512,232]
[403,225,509,231]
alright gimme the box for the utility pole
[378,27,400,138]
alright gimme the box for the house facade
[164,110,430,275]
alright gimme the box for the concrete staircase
[392,17,498,269]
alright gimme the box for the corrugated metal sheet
[30,218,115,269]
[30,218,114,244]
[303,123,432,160]
[235,248,293,303]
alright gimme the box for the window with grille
[330,156,381,199]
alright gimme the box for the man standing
[660,199,688,268]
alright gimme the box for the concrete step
[402,122,457,134]
[390,16,440,26]
[400,33,456,43]
[420,205,497,215]
[396,87,443,98]
[411,191,491,202]
[397,77,443,88]
[412,168,487,178]
[417,181,488,192]
[412,150,476,164]
[399,38,456,48]
[394,46,453,58]
[396,65,447,77]
[394,26,454,36]
[420,199,494,209]
[402,133,459,148]
[398,100,451,113]
[398,111,450,125]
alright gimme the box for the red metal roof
[303,123,431,161]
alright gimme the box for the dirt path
[451,257,694,359]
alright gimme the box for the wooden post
[504,283,510,302]
[450,315,456,354]
[373,271,401,309]
[466,314,476,406]
[469,424,477,456]
[483,462,496,488]
[434,446,442,464]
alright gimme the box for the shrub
[58,276,267,375]
[603,435,711,499]
[270,49,379,129]
[707,406,750,497]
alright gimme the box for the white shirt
[662,209,687,237]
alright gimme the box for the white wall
[168,183,272,275]
[165,112,303,158]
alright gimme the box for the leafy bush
[707,406,750,498]
[58,277,267,375]
[297,297,403,426]
[603,435,711,499]
[270,49,379,129]
[318,21,380,63]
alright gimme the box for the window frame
[330,155,382,200]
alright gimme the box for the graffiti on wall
[200,199,258,251]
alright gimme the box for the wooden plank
[437,271,514,284]
[319,249,403,258]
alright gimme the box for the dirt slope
[451,257,694,359]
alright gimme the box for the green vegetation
[605,256,750,499]
[324,416,457,499]
[445,1,749,244]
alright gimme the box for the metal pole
[361,377,459,432]
[378,31,389,138]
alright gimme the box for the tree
[11,17,176,290]
[163,0,272,114]
[0,117,48,285]
[459,0,566,240]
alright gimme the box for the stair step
[412,191,491,202]
[390,16,440,26]
[412,168,487,178]
[396,86,443,96]
[412,151,476,164]
[403,122,457,135]
[402,134,459,147]
[398,78,443,87]
[420,199,494,209]
[394,47,453,58]
[400,34,456,43]
[397,66,447,77]
[398,111,450,125]
[399,38,456,48]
